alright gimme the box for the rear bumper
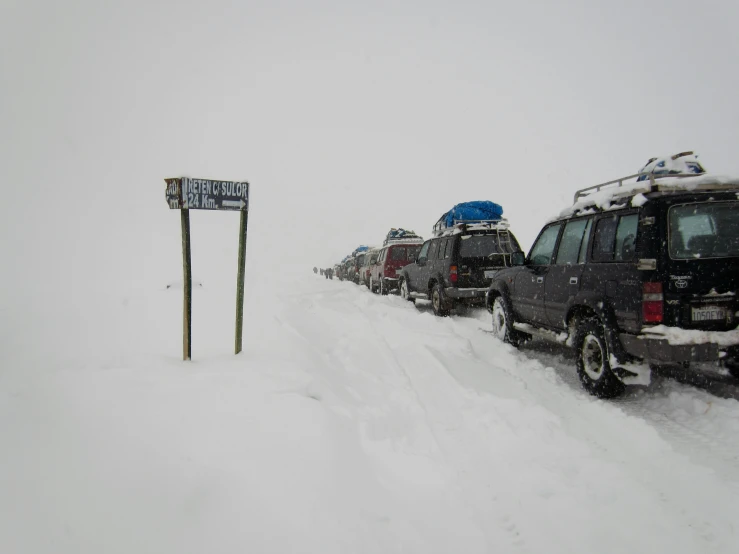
[445,287,487,301]
[619,333,721,363]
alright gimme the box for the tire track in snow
[617,388,739,486]
[291,281,739,552]
[355,307,530,554]
[480,324,739,486]
[445,314,737,552]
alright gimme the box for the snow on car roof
[384,237,425,245]
[558,173,739,219]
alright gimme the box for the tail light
[642,282,663,323]
[449,265,458,284]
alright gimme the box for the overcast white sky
[2,0,739,307]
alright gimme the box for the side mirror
[511,252,526,266]
[416,257,426,266]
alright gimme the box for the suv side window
[417,241,430,262]
[578,218,593,264]
[436,240,444,260]
[529,224,562,266]
[427,240,440,260]
[437,239,448,260]
[555,218,590,265]
[592,216,618,262]
[592,214,639,262]
[614,214,638,261]
[443,238,453,259]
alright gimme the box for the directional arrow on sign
[222,199,246,209]
[165,178,249,211]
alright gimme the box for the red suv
[370,241,423,295]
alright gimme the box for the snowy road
[2,273,739,553]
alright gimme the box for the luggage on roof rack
[636,151,705,182]
[571,151,726,204]
[432,201,505,237]
[383,228,423,246]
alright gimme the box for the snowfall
[3,245,739,554]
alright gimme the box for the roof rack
[383,236,424,246]
[433,218,509,237]
[383,228,422,246]
[572,172,739,204]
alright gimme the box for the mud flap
[605,325,651,386]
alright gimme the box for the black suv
[398,224,522,316]
[485,172,739,398]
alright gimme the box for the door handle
[570,277,578,285]
[536,277,544,284]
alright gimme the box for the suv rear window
[669,201,739,259]
[459,234,518,258]
[390,246,421,262]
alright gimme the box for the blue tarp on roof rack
[436,201,503,228]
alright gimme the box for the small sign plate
[165,177,249,211]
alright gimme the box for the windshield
[459,234,519,258]
[669,201,739,259]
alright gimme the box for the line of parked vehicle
[325,152,739,398]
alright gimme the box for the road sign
[164,176,250,360]
[165,177,249,211]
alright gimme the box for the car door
[544,217,593,329]
[425,239,441,286]
[513,223,562,324]
[581,212,642,333]
[406,240,431,293]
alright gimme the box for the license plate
[691,306,727,322]
[484,270,497,279]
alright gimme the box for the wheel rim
[582,335,604,380]
[492,302,506,339]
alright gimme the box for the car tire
[491,296,521,347]
[369,277,377,294]
[380,277,389,296]
[431,283,451,317]
[726,358,739,380]
[399,278,415,303]
[573,318,625,398]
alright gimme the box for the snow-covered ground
[2,271,739,554]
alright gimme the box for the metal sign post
[235,209,248,354]
[165,177,250,360]
[181,209,192,360]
